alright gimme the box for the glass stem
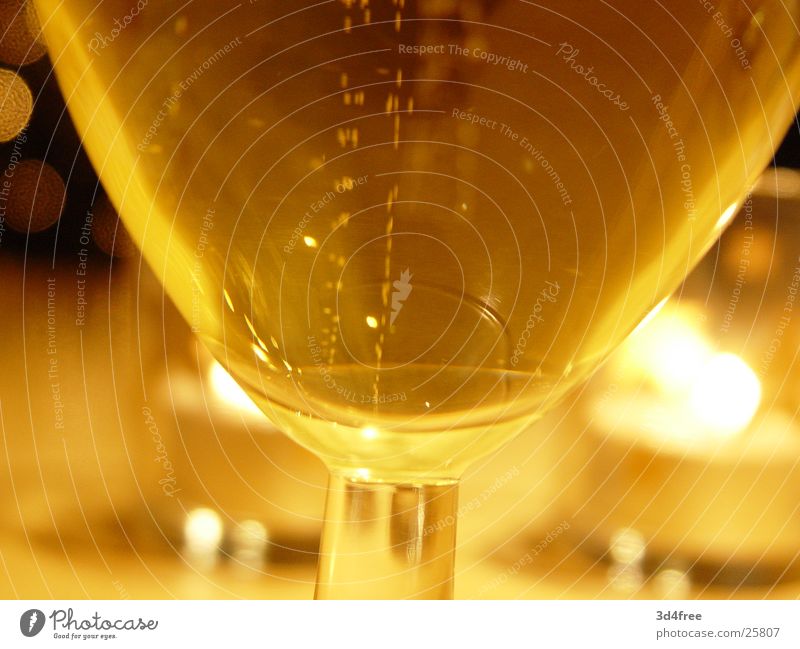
[314,471,459,599]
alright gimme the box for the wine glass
[35,0,800,598]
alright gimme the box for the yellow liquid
[37,0,800,478]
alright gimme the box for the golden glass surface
[35,0,800,597]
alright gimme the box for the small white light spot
[715,202,739,231]
[184,508,223,554]
[252,343,269,363]
[223,289,235,312]
[183,508,223,570]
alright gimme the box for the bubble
[0,1,47,67]
[0,68,32,142]
[654,568,692,599]
[5,159,65,233]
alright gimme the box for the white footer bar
[1,600,797,647]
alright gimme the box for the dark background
[774,117,800,168]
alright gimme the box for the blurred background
[1,1,800,599]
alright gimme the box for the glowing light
[252,343,269,363]
[362,426,378,440]
[689,352,761,436]
[354,468,371,480]
[609,528,645,566]
[209,360,262,416]
[622,306,712,395]
[715,201,739,231]
[184,508,223,553]
[244,314,258,338]
[366,315,378,329]
[223,289,235,312]
[654,568,692,599]
[231,519,268,570]
[631,296,669,337]
[303,235,318,248]
[607,564,644,594]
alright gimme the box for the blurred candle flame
[622,305,713,395]
[688,352,761,436]
[615,304,761,439]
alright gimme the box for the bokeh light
[0,67,32,142]
[5,159,65,232]
[0,1,47,67]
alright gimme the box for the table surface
[2,526,797,600]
